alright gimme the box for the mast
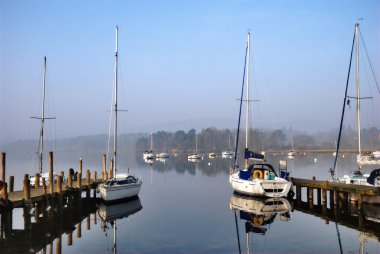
[355,23,362,157]
[38,57,47,174]
[113,26,119,175]
[245,32,251,169]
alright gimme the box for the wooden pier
[291,177,380,221]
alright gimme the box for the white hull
[156,153,169,159]
[230,195,292,215]
[229,172,292,198]
[98,180,142,202]
[188,154,201,160]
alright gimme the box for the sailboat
[98,26,142,202]
[98,197,142,254]
[188,133,201,161]
[330,22,380,186]
[156,135,170,159]
[229,32,292,198]
[29,57,58,187]
[143,133,155,160]
[222,132,235,158]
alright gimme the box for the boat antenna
[329,24,356,180]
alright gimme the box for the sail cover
[244,148,264,161]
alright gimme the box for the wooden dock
[291,177,380,212]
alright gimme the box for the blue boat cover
[367,169,380,185]
[244,148,264,160]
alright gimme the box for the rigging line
[233,36,248,168]
[330,28,356,180]
[359,29,380,95]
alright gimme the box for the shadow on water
[0,195,142,254]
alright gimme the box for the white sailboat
[331,22,380,186]
[143,133,155,160]
[188,133,201,161]
[229,32,292,198]
[29,57,57,186]
[98,26,142,202]
[222,133,234,158]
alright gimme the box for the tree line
[135,127,380,154]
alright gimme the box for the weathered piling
[77,173,82,188]
[79,158,83,175]
[109,159,114,179]
[49,152,54,194]
[35,173,40,188]
[68,171,73,188]
[102,154,106,181]
[1,152,6,201]
[23,174,31,201]
[9,176,14,193]
[86,170,91,185]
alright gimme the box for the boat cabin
[239,163,278,180]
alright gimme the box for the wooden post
[49,151,54,194]
[35,173,40,188]
[1,153,6,200]
[296,185,301,202]
[94,171,97,183]
[2,182,8,202]
[68,171,73,188]
[56,235,62,254]
[317,188,321,206]
[23,174,31,201]
[9,176,14,192]
[67,232,73,246]
[77,222,82,238]
[42,178,47,195]
[102,154,106,180]
[308,187,313,209]
[322,188,327,215]
[77,173,82,188]
[334,190,339,207]
[57,176,62,208]
[329,190,334,209]
[79,158,83,175]
[1,153,5,182]
[86,215,90,230]
[109,159,114,179]
[86,170,91,185]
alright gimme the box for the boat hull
[98,181,142,202]
[229,172,292,198]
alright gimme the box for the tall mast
[38,57,47,174]
[245,32,251,168]
[355,23,361,156]
[113,26,119,175]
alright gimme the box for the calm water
[2,153,380,253]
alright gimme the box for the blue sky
[1,0,379,143]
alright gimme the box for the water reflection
[136,155,233,176]
[230,194,292,254]
[98,198,142,254]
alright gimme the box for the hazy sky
[1,0,379,144]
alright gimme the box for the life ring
[253,215,264,225]
[252,170,264,179]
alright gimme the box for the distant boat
[208,153,217,158]
[188,133,201,160]
[156,152,169,159]
[373,150,380,159]
[143,133,155,160]
[330,22,380,187]
[29,57,56,187]
[98,26,142,202]
[229,32,292,198]
[222,133,234,158]
[221,150,234,158]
